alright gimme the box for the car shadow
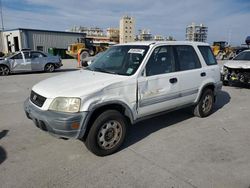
[0,130,8,165]
[213,90,231,112]
[121,90,231,150]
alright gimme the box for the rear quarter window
[198,46,217,65]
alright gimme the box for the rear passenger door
[31,52,47,71]
[137,45,182,117]
[173,45,205,104]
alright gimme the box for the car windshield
[87,45,149,76]
[233,51,250,61]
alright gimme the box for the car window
[233,51,250,61]
[198,46,217,65]
[146,46,176,76]
[31,52,45,58]
[23,52,30,59]
[174,45,201,71]
[88,45,149,76]
[11,53,22,60]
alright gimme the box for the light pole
[0,0,4,31]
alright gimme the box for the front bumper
[24,98,88,139]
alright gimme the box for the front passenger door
[11,52,31,72]
[137,45,182,118]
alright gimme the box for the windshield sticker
[128,49,145,55]
[126,68,134,74]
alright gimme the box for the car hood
[224,60,250,69]
[32,70,128,98]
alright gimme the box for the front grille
[30,90,46,107]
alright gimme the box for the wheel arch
[195,83,215,103]
[80,101,134,140]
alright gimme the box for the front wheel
[193,89,214,118]
[85,110,127,156]
[0,65,10,76]
[44,63,55,72]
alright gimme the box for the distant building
[186,23,208,42]
[0,28,85,53]
[107,28,119,43]
[165,36,176,41]
[154,35,164,41]
[119,16,135,43]
[70,26,105,37]
[137,29,152,41]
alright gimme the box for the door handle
[201,72,206,77]
[169,78,178,84]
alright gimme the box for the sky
[1,0,250,45]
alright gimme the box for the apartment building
[119,16,135,43]
[186,23,208,42]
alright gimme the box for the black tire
[193,89,214,118]
[80,51,90,61]
[85,110,127,156]
[44,63,55,72]
[0,65,10,76]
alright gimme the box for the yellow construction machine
[66,37,107,61]
[211,41,235,60]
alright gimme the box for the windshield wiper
[93,67,117,74]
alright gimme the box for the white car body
[24,41,222,155]
[222,49,250,84]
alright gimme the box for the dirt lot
[0,60,250,188]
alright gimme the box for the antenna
[0,0,4,31]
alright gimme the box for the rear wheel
[85,110,127,156]
[193,89,214,118]
[0,65,10,76]
[44,63,55,72]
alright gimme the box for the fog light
[71,122,80,129]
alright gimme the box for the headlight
[223,66,228,73]
[49,97,81,113]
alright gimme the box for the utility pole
[0,0,4,31]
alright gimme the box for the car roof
[115,41,210,47]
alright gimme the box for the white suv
[24,41,222,156]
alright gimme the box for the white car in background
[221,49,250,85]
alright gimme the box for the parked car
[24,41,222,156]
[221,49,250,85]
[0,50,62,76]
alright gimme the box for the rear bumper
[24,98,88,139]
[55,61,63,68]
